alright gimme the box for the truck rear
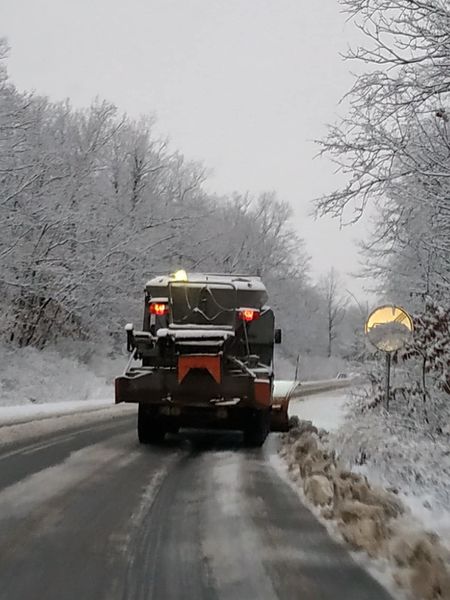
[115,271,286,446]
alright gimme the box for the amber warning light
[149,302,169,316]
[239,308,260,322]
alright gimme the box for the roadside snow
[398,494,450,552]
[288,390,350,432]
[0,343,117,408]
[0,342,137,445]
[269,442,407,600]
[0,399,114,427]
[284,387,450,556]
[0,404,135,448]
[332,411,450,549]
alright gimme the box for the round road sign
[365,305,413,352]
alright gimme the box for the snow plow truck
[115,271,287,446]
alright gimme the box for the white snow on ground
[346,461,450,553]
[0,404,135,448]
[281,386,450,558]
[0,343,118,408]
[0,340,138,446]
[288,390,349,432]
[0,342,133,440]
[0,399,114,426]
[398,494,450,553]
[335,421,450,550]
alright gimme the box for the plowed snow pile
[280,392,450,600]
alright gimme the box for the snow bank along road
[0,409,394,600]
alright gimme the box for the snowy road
[0,411,394,600]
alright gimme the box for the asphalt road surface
[0,412,395,600]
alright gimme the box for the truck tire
[243,410,270,447]
[137,404,166,444]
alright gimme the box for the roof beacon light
[150,302,169,316]
[239,308,260,322]
[172,269,188,282]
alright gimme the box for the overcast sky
[1,0,371,298]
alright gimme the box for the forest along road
[0,411,394,600]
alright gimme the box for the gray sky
[1,0,370,298]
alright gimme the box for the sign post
[385,352,391,411]
[365,305,413,411]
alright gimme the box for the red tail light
[149,302,169,316]
[238,308,260,322]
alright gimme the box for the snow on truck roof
[146,273,267,292]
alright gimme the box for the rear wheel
[243,410,270,447]
[137,404,166,444]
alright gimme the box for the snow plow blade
[270,380,299,432]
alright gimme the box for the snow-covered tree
[315,1,450,441]
[318,268,348,357]
[0,42,329,360]
[0,39,361,368]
